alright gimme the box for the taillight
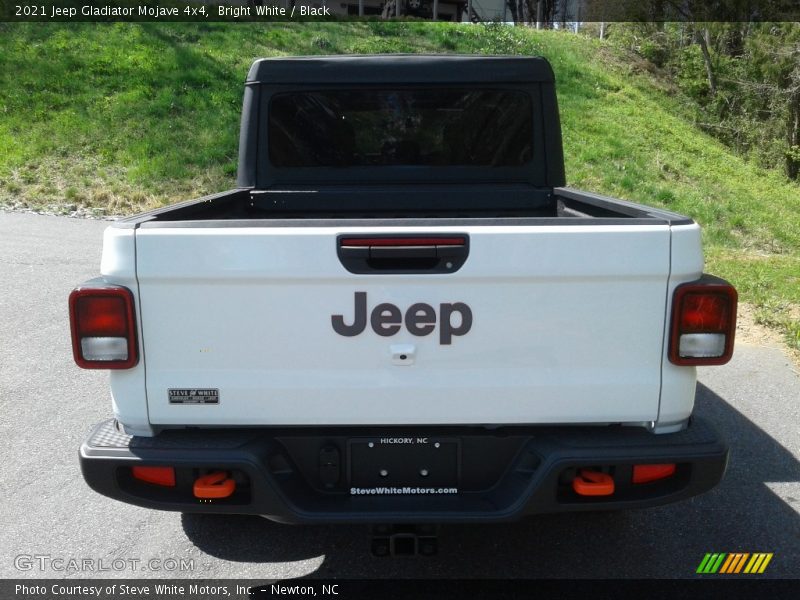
[69,284,138,369]
[669,276,737,366]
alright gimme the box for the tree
[595,21,800,180]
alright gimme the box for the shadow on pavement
[182,383,800,578]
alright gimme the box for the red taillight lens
[69,285,138,369]
[75,296,129,336]
[632,463,676,484]
[669,277,737,366]
[679,293,732,332]
[132,466,175,487]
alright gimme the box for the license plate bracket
[348,437,459,489]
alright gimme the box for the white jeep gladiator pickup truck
[73,55,736,532]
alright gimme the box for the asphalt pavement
[1,211,799,580]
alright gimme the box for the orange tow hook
[193,471,236,499]
[572,469,615,497]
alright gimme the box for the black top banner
[2,0,800,23]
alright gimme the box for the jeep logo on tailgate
[332,292,472,345]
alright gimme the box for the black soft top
[246,54,555,85]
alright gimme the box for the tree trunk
[654,0,665,30]
[506,0,517,23]
[696,27,717,97]
[787,88,800,180]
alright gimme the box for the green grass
[0,22,798,351]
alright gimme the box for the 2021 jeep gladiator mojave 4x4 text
[73,56,736,532]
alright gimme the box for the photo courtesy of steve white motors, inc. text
[14,582,343,598]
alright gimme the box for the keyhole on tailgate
[391,344,416,365]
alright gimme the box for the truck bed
[114,187,693,227]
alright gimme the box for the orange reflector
[632,463,676,484]
[193,471,236,499]
[132,466,175,487]
[572,470,615,496]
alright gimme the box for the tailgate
[134,224,671,426]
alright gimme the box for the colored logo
[696,553,773,574]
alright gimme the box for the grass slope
[0,22,798,348]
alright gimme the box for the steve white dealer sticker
[168,389,219,405]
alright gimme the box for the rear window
[268,89,533,168]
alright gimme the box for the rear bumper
[80,418,727,524]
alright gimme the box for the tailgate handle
[337,235,469,274]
